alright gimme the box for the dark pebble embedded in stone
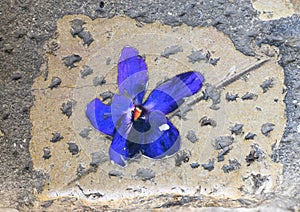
[43,147,51,160]
[41,200,54,208]
[226,92,239,101]
[230,123,243,135]
[61,101,74,118]
[222,159,241,173]
[90,151,109,167]
[261,123,275,136]
[203,84,221,109]
[199,116,217,127]
[50,132,64,143]
[106,57,111,65]
[99,1,105,8]
[161,45,183,58]
[175,150,191,166]
[11,72,22,80]
[108,170,123,177]
[245,132,256,140]
[136,168,155,181]
[63,54,82,68]
[100,91,114,101]
[187,50,207,63]
[78,30,94,46]
[217,146,232,162]
[209,57,220,66]
[67,142,79,155]
[48,77,61,89]
[213,135,234,150]
[80,65,93,78]
[70,19,86,37]
[251,144,264,161]
[186,130,198,143]
[245,150,259,165]
[241,92,258,100]
[70,19,94,46]
[79,128,92,139]
[93,76,106,86]
[260,78,274,93]
[202,159,214,171]
[190,162,200,169]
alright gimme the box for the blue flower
[86,47,205,166]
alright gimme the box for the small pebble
[222,159,241,173]
[78,30,94,46]
[50,133,64,143]
[48,77,61,89]
[225,92,239,101]
[108,170,123,177]
[199,116,217,127]
[186,130,198,143]
[70,19,85,37]
[106,57,111,65]
[230,123,243,135]
[43,147,51,160]
[187,50,207,63]
[241,92,258,100]
[93,76,106,86]
[261,123,275,136]
[79,128,92,139]
[67,142,79,155]
[70,19,94,46]
[63,54,82,68]
[217,146,232,162]
[209,57,220,66]
[260,78,274,93]
[80,65,93,78]
[61,101,74,118]
[11,72,22,80]
[245,132,256,140]
[161,45,183,58]
[245,150,259,165]
[202,159,214,171]
[190,162,200,169]
[90,151,109,167]
[100,91,114,101]
[175,150,190,166]
[213,135,234,150]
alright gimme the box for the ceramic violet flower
[86,46,204,166]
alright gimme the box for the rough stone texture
[0,0,299,210]
[30,15,285,206]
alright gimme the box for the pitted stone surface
[30,15,285,203]
[252,0,300,20]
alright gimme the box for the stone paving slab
[30,15,285,206]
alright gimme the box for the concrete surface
[0,0,300,210]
